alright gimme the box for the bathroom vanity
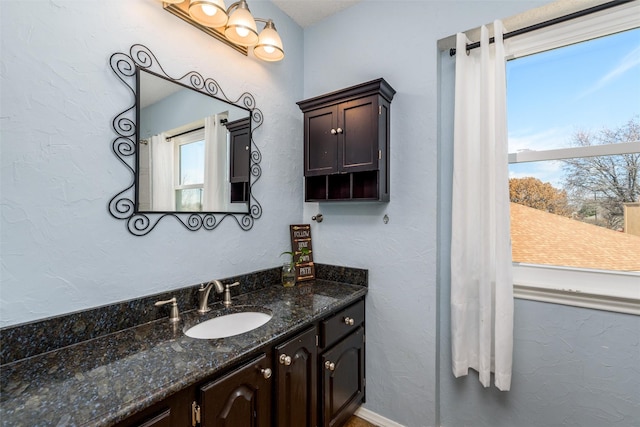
[118,297,364,427]
[0,265,367,427]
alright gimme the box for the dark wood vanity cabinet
[113,387,194,427]
[116,297,365,427]
[135,410,171,427]
[200,353,272,426]
[297,79,395,202]
[320,300,366,427]
[227,117,251,203]
[275,326,318,427]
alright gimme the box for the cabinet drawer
[136,409,171,427]
[320,299,364,348]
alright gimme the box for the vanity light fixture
[189,0,228,28]
[163,0,284,62]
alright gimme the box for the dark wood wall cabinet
[115,298,365,427]
[227,117,251,203]
[297,79,395,202]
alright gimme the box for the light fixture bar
[163,1,247,56]
[162,0,284,62]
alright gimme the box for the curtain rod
[166,126,205,141]
[449,0,635,56]
[166,118,230,141]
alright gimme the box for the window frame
[505,2,640,315]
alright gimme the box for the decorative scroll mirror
[109,44,262,236]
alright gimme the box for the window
[505,4,640,313]
[173,129,205,211]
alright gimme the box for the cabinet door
[275,326,318,427]
[321,327,365,427]
[230,123,251,183]
[305,105,338,176]
[338,96,379,173]
[200,353,272,427]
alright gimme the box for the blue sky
[506,27,640,188]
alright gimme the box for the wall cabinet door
[228,117,251,183]
[227,117,251,203]
[338,96,379,174]
[275,326,318,427]
[305,105,339,176]
[304,96,379,177]
[321,327,365,427]
[199,353,272,427]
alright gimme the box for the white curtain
[150,132,175,211]
[450,20,514,391]
[203,114,229,211]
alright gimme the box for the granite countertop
[0,280,367,427]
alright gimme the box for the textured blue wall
[0,0,304,326]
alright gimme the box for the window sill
[513,264,640,315]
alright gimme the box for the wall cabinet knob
[344,316,355,326]
[336,127,343,134]
[279,354,292,366]
[330,128,337,135]
[261,368,272,379]
[325,361,335,371]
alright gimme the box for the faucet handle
[223,282,240,307]
[225,281,240,290]
[155,297,180,322]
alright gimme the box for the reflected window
[173,129,205,211]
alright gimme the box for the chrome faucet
[197,280,224,313]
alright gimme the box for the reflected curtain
[150,132,175,211]
[203,113,229,211]
[450,20,514,391]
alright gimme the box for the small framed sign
[290,224,315,282]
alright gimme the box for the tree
[509,177,572,216]
[562,117,640,230]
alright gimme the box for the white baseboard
[355,407,406,427]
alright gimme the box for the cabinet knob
[245,145,249,151]
[343,316,355,326]
[330,128,337,135]
[336,127,343,134]
[261,368,272,379]
[325,361,335,371]
[279,354,292,366]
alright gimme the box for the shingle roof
[510,202,640,272]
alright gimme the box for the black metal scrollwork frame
[108,44,262,236]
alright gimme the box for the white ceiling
[271,0,361,28]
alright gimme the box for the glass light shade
[224,2,258,46]
[189,0,228,28]
[254,21,284,62]
[163,0,184,3]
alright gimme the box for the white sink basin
[185,311,272,339]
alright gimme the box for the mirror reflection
[137,69,251,213]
